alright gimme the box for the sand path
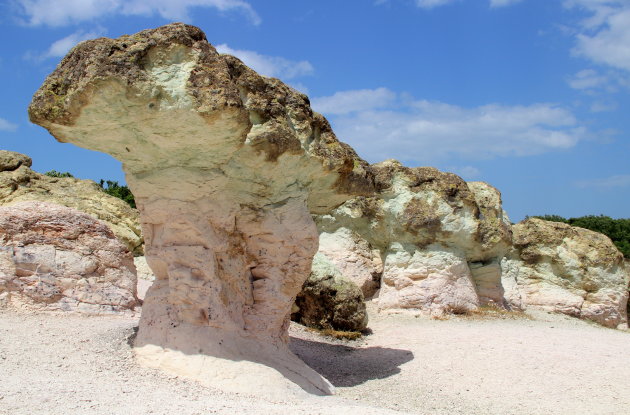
[1,305,628,414]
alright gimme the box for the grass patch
[461,304,531,320]
[307,327,363,340]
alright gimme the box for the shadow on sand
[289,337,414,387]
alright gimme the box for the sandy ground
[1,304,629,415]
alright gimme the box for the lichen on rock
[29,23,373,396]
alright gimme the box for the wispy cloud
[25,29,104,61]
[489,0,524,7]
[14,0,261,27]
[449,165,481,179]
[567,69,609,90]
[0,118,18,132]
[313,88,587,164]
[575,174,630,189]
[565,1,630,72]
[311,88,396,115]
[215,44,313,80]
[414,0,456,9]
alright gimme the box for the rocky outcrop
[316,160,512,316]
[502,218,629,329]
[0,150,143,254]
[29,23,373,396]
[0,201,137,313]
[292,253,368,332]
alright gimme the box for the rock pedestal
[29,23,372,395]
[502,218,629,329]
[316,160,512,316]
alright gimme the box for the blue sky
[0,0,628,221]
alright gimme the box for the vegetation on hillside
[99,180,136,209]
[44,170,74,178]
[44,170,136,209]
[530,215,630,258]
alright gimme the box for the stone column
[29,23,373,396]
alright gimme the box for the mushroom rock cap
[28,23,375,397]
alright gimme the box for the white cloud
[311,88,397,115]
[450,166,481,179]
[314,88,587,164]
[565,1,630,71]
[590,99,617,112]
[567,69,609,90]
[489,0,524,7]
[415,0,456,9]
[416,0,455,9]
[215,44,313,80]
[575,174,630,189]
[24,29,104,61]
[0,118,18,132]
[15,0,260,26]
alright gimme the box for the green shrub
[44,170,74,178]
[99,179,136,208]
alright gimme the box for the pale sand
[1,304,629,415]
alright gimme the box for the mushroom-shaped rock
[29,23,373,396]
[316,160,512,315]
[502,218,629,329]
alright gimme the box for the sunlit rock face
[0,150,142,254]
[29,23,373,396]
[316,160,512,316]
[0,201,137,313]
[502,218,629,329]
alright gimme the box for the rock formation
[29,23,373,396]
[292,253,368,332]
[0,150,142,254]
[502,218,629,329]
[0,201,137,312]
[316,160,512,316]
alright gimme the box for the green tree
[99,179,136,209]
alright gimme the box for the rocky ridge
[0,150,142,254]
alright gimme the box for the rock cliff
[316,160,512,316]
[502,218,629,329]
[0,201,137,312]
[0,150,142,254]
[29,23,373,396]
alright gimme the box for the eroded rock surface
[502,218,629,329]
[29,23,372,396]
[292,253,368,332]
[0,150,142,254]
[316,160,512,316]
[0,201,137,312]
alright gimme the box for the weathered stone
[29,23,373,396]
[0,150,143,254]
[0,201,137,313]
[502,218,629,329]
[292,253,368,332]
[316,160,512,315]
[317,227,382,298]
